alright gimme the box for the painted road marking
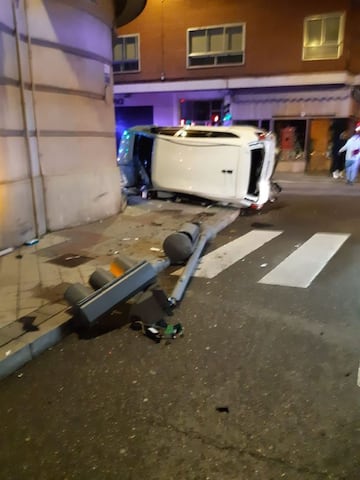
[357,362,360,387]
[180,229,283,279]
[259,233,350,288]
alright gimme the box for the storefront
[114,77,360,175]
[230,85,357,173]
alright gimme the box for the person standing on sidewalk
[338,122,360,184]
[331,130,348,179]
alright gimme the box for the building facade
[113,0,360,174]
[0,0,146,251]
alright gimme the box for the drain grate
[48,253,93,268]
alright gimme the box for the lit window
[187,23,245,68]
[303,12,345,61]
[113,34,140,73]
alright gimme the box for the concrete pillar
[0,0,121,249]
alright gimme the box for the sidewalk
[0,196,240,380]
[274,171,360,195]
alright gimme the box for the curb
[0,310,73,381]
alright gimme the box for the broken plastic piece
[164,325,175,336]
[24,239,39,246]
[173,323,184,336]
[131,318,183,342]
[145,326,161,343]
[162,322,184,339]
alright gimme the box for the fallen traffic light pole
[64,210,240,328]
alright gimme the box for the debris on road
[130,319,184,343]
[216,406,230,413]
[64,215,238,334]
[24,239,39,246]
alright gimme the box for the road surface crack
[152,420,345,479]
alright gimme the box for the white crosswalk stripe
[258,232,350,288]
[172,229,283,279]
[171,229,351,288]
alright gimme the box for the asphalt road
[1,192,360,480]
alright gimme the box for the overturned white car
[117,125,279,209]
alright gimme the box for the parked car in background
[117,125,278,209]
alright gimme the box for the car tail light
[250,203,263,210]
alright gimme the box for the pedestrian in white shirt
[338,122,360,185]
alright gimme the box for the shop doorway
[306,118,349,172]
[274,117,349,173]
[306,119,332,172]
[273,119,306,172]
